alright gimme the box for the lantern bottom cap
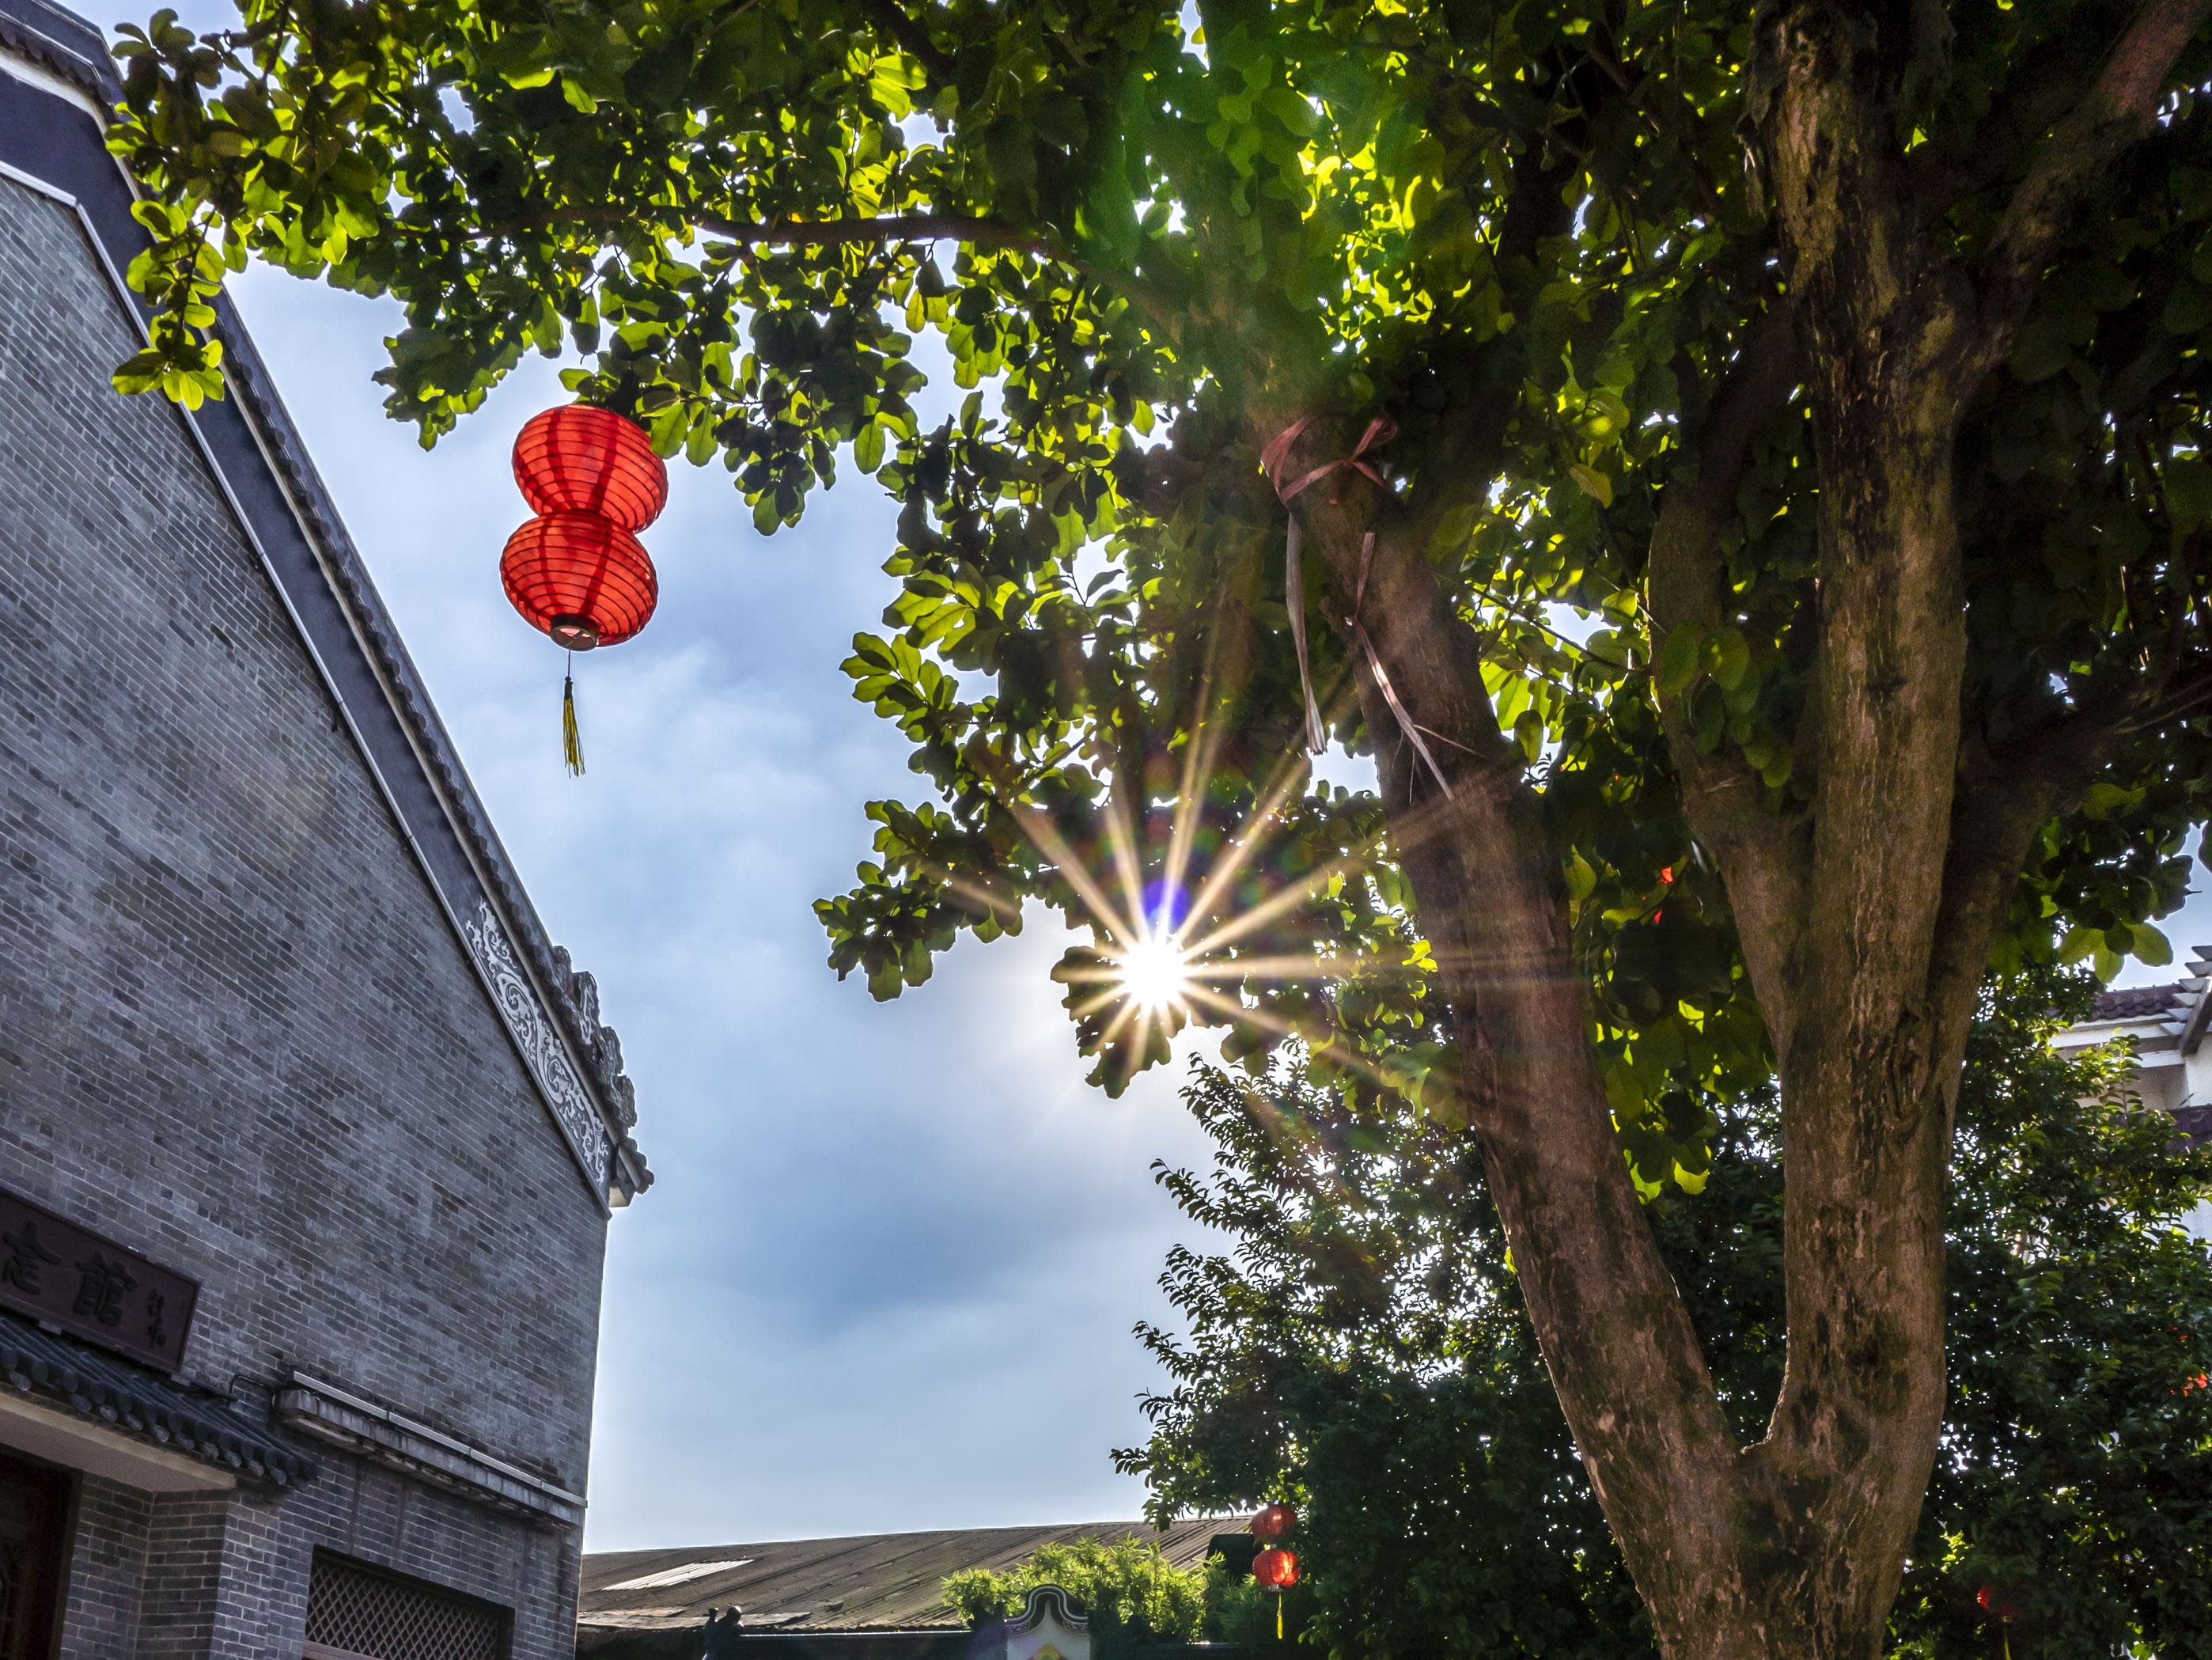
[550,614,601,650]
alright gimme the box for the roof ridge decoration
[1013,1587,1089,1633]
[0,0,102,99]
[0,0,649,1204]
[464,904,611,1194]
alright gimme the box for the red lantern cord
[513,404,669,532]
[1252,1548,1299,1639]
[1976,1585,2021,1660]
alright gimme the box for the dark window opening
[0,1447,70,1660]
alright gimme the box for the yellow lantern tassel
[562,667,585,777]
[1276,1595,1283,1642]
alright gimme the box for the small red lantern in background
[1976,1584,2025,1657]
[1252,1546,1300,1639]
[1249,1506,1301,1639]
[500,403,668,775]
[1251,1503,1297,1543]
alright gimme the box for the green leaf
[2166,459,2212,534]
[1566,462,1612,507]
[1707,627,1751,692]
[1657,623,1705,699]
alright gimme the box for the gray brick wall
[61,1477,153,1656]
[0,166,610,1658]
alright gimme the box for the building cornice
[277,1371,582,1529]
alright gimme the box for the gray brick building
[0,3,650,1655]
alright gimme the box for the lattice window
[303,1552,508,1660]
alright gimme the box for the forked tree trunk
[1249,1,2206,1650]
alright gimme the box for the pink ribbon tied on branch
[1261,414,1453,798]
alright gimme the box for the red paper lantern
[513,404,669,532]
[1250,1503,1297,1543]
[1252,1548,1299,1592]
[1976,1586,2021,1624]
[500,513,658,650]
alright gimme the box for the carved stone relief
[462,903,611,1195]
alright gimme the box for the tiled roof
[2093,983,2187,1021]
[578,1518,1237,1641]
[0,1310,316,1487]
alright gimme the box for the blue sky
[212,258,1247,1549]
[226,250,2212,1552]
[153,0,2212,1556]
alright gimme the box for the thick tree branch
[1407,42,1624,541]
[1975,0,2212,362]
[1249,415,1759,1653]
[1740,13,1990,1636]
[1928,724,2119,1043]
[1647,305,1810,1050]
[1910,7,2131,217]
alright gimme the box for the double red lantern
[500,404,668,773]
[1249,1505,1300,1638]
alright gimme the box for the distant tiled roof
[2092,983,2187,1021]
[578,1518,1236,1643]
[0,1310,316,1487]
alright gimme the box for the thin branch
[480,203,1181,335]
[1975,0,2212,360]
[1405,85,1587,540]
[854,0,956,85]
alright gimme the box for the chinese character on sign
[0,1186,198,1370]
[1,1220,61,1294]
[72,1253,137,1327]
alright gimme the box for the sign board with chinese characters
[0,1186,198,1373]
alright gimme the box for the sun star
[1117,930,1193,1013]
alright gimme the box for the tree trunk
[1252,0,2210,1651]
[1274,415,1973,1658]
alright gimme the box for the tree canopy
[1128,980,2212,1658]
[108,0,2212,1649]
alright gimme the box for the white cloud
[218,258,1222,1550]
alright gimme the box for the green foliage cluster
[104,0,2212,1203]
[941,1536,1208,1651]
[1123,973,2212,1658]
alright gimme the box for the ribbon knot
[1263,414,1453,799]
